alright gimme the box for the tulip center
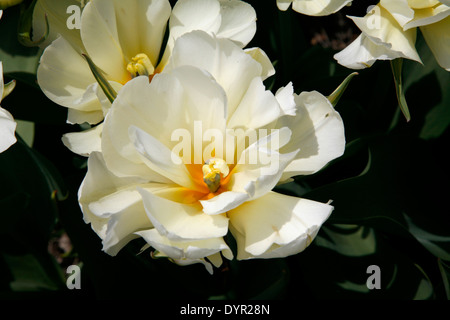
[127,53,154,78]
[202,158,229,193]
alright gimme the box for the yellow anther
[126,53,154,78]
[202,158,229,193]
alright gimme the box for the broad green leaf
[315,224,377,257]
[2,252,61,291]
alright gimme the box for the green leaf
[391,58,411,122]
[17,0,49,47]
[0,5,42,74]
[2,252,61,291]
[327,72,358,107]
[438,259,450,300]
[82,53,117,104]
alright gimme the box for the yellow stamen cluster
[127,53,154,78]
[202,158,229,193]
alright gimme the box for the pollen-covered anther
[202,158,229,193]
[126,53,154,78]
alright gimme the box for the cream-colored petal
[379,0,415,28]
[227,77,283,131]
[244,47,276,81]
[130,126,201,190]
[138,188,229,241]
[420,15,450,71]
[136,228,232,262]
[334,32,421,69]
[102,67,227,176]
[37,36,100,113]
[80,0,129,83]
[66,109,104,125]
[101,200,150,256]
[349,4,421,62]
[62,123,103,156]
[277,91,345,180]
[277,0,293,11]
[111,0,171,66]
[203,127,298,215]
[216,0,256,47]
[0,107,17,153]
[200,191,251,215]
[169,0,221,41]
[403,3,450,29]
[32,0,84,50]
[78,152,149,238]
[274,82,296,116]
[228,192,333,259]
[167,31,263,118]
[291,0,352,16]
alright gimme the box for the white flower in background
[36,0,257,128]
[277,0,352,16]
[78,32,345,273]
[0,10,18,153]
[334,1,450,71]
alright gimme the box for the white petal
[110,0,171,66]
[275,82,296,116]
[379,0,415,28]
[227,77,282,131]
[334,32,420,70]
[80,0,129,83]
[138,188,229,241]
[278,91,345,180]
[62,123,103,156]
[291,0,352,16]
[201,128,298,215]
[78,152,148,238]
[66,109,104,125]
[276,0,292,11]
[228,192,333,259]
[216,0,256,47]
[169,0,221,41]
[0,107,17,153]
[403,4,450,29]
[420,15,450,71]
[136,228,232,261]
[167,31,263,118]
[32,0,84,50]
[200,191,251,215]
[244,47,276,81]
[349,5,421,62]
[37,36,100,113]
[101,200,150,256]
[129,125,200,190]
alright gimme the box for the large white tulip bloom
[36,0,257,127]
[335,1,450,70]
[78,32,345,273]
[277,0,352,16]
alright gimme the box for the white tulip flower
[335,1,450,71]
[78,32,346,273]
[36,0,258,131]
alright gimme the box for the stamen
[127,53,154,78]
[202,158,229,193]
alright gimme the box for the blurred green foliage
[0,0,449,300]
